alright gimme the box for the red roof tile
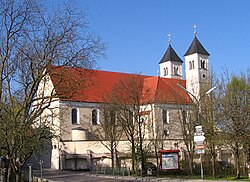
[48,66,192,105]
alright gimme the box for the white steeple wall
[159,61,183,79]
[184,53,210,99]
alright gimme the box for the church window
[181,109,187,124]
[174,67,179,75]
[129,110,134,125]
[163,68,168,76]
[110,110,117,125]
[192,60,195,69]
[162,109,170,124]
[189,61,192,70]
[92,109,100,125]
[72,108,79,124]
[201,60,206,69]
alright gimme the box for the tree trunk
[15,172,21,182]
[115,149,120,168]
[138,122,144,175]
[155,146,160,176]
[235,146,241,179]
[188,152,193,175]
[111,147,114,170]
[211,153,216,178]
[131,137,136,173]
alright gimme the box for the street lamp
[177,83,216,179]
[177,83,216,125]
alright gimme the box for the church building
[36,32,211,170]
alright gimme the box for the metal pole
[28,165,32,182]
[200,154,204,180]
[39,160,43,179]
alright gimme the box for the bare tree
[0,0,105,181]
[108,74,152,174]
[178,107,196,175]
[88,103,123,170]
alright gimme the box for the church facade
[36,34,211,170]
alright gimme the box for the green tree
[216,70,250,179]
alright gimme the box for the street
[33,169,244,182]
[34,169,144,182]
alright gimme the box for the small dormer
[159,34,183,79]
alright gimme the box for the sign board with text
[194,125,206,154]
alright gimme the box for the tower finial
[168,33,171,45]
[193,24,197,36]
[193,24,197,37]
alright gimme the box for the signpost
[194,125,205,180]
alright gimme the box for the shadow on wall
[25,140,52,169]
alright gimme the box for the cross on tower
[168,33,171,44]
[193,24,197,36]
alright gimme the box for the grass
[156,174,250,181]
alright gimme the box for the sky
[48,0,250,77]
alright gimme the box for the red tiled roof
[48,66,191,105]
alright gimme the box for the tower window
[92,109,100,125]
[174,67,179,75]
[201,60,206,69]
[163,68,168,76]
[189,61,195,70]
[192,60,195,69]
[72,108,79,124]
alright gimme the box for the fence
[91,166,131,176]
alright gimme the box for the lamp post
[177,83,216,179]
[177,84,216,125]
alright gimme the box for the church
[36,32,211,170]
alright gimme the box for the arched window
[92,109,100,125]
[189,61,192,70]
[129,110,134,125]
[162,109,170,124]
[192,60,195,69]
[174,67,178,75]
[163,68,168,76]
[110,110,117,125]
[201,60,206,69]
[72,108,79,124]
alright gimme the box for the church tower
[159,34,183,79]
[184,26,210,99]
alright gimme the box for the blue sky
[49,0,250,77]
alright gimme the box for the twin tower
[159,34,210,98]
